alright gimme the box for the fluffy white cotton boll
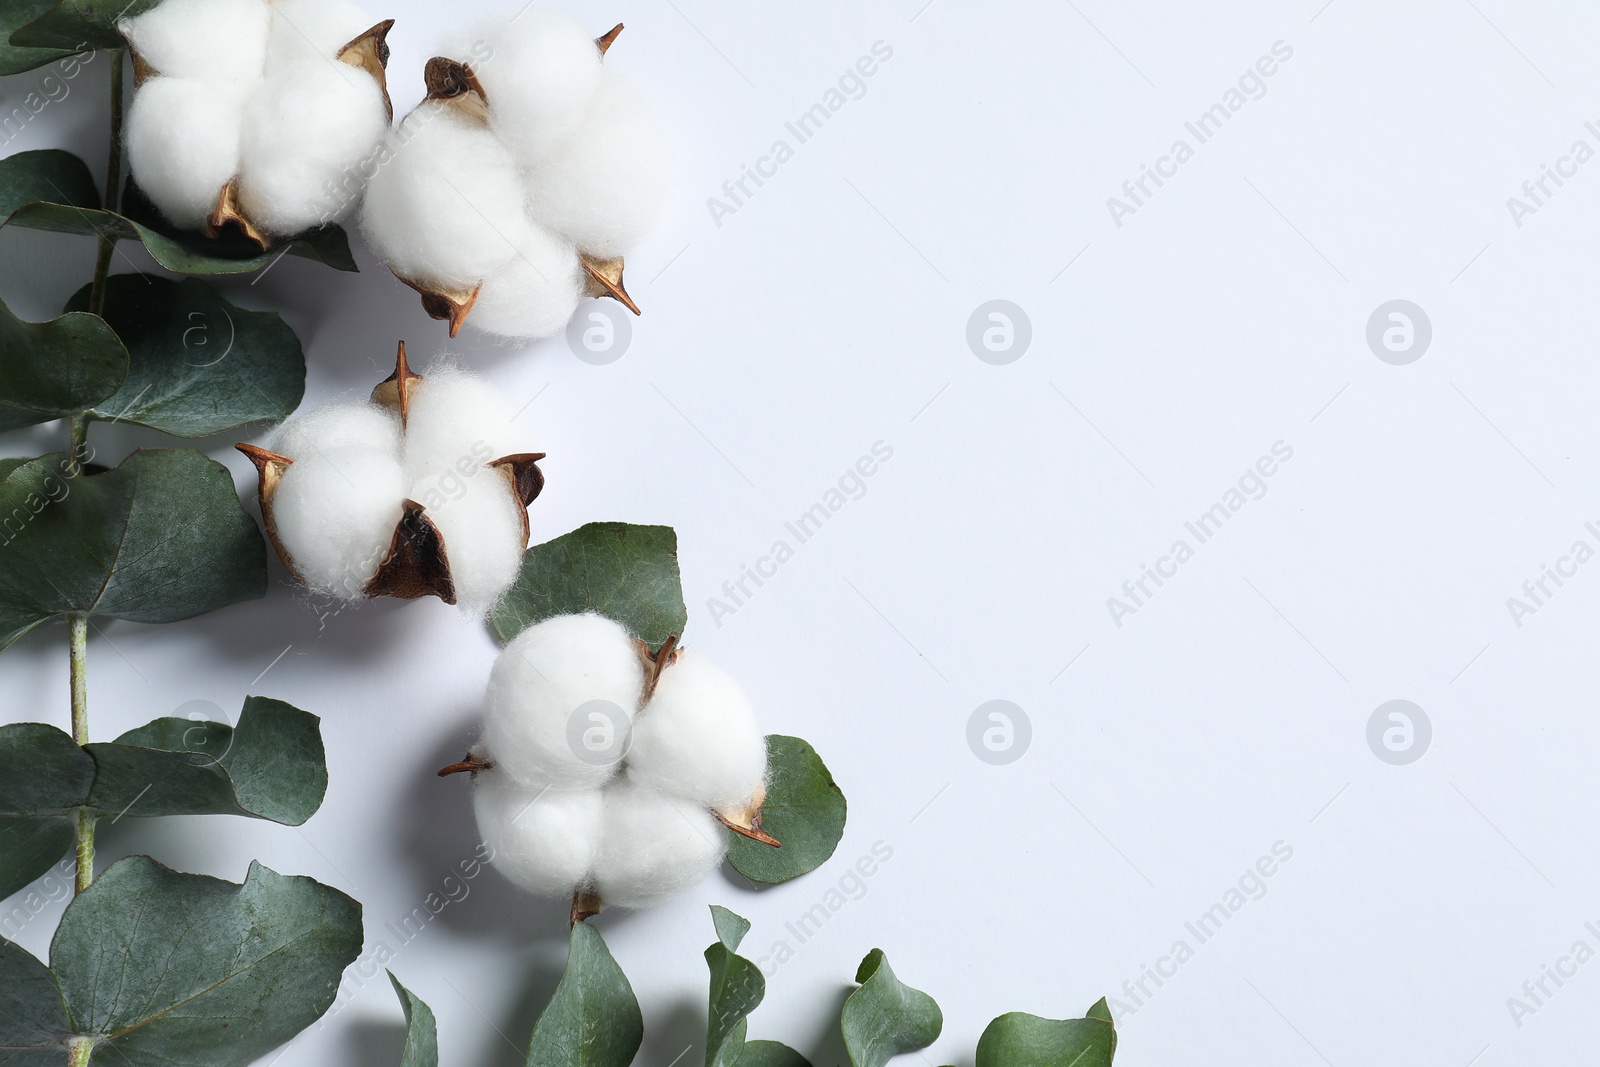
[482,614,644,791]
[473,771,603,897]
[119,0,269,85]
[469,220,585,339]
[125,78,247,230]
[266,0,374,69]
[360,103,528,291]
[592,777,726,908]
[456,12,602,166]
[271,447,405,599]
[524,73,671,258]
[420,467,525,615]
[627,651,767,812]
[237,60,390,235]
[401,365,520,477]
[271,402,402,462]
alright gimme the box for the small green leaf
[974,1007,1117,1067]
[738,1042,812,1067]
[64,273,304,436]
[87,696,327,824]
[840,950,942,1067]
[0,149,99,220]
[0,0,85,74]
[0,449,266,650]
[526,921,643,1067]
[389,973,439,1067]
[0,294,128,431]
[493,522,688,650]
[0,724,89,899]
[727,736,846,884]
[1086,998,1112,1024]
[11,0,161,52]
[0,937,72,1064]
[0,818,76,903]
[705,907,765,1067]
[47,856,361,1065]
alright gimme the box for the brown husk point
[237,340,545,604]
[397,25,643,336]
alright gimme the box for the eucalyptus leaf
[47,856,361,1065]
[0,294,127,432]
[973,1005,1117,1067]
[840,950,942,1067]
[0,723,92,899]
[727,736,846,884]
[706,906,764,1067]
[0,937,72,1065]
[492,522,687,651]
[65,273,304,436]
[0,818,76,903]
[11,0,161,53]
[0,149,99,220]
[389,973,439,1067]
[738,1042,812,1067]
[525,921,643,1067]
[0,448,266,650]
[0,0,85,74]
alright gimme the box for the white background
[4,0,1600,1064]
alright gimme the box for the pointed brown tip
[397,275,482,337]
[236,444,298,582]
[423,56,490,121]
[635,633,680,702]
[713,808,782,848]
[437,753,492,777]
[338,20,396,118]
[364,499,457,603]
[206,179,267,249]
[489,453,546,508]
[234,443,293,474]
[595,23,624,55]
[581,254,640,315]
[371,340,422,423]
[571,888,604,926]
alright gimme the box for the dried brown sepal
[130,49,157,88]
[398,274,481,337]
[364,498,457,603]
[370,339,422,424]
[206,179,268,249]
[632,633,681,702]
[713,786,781,848]
[490,452,546,545]
[581,254,640,315]
[595,23,624,56]
[337,19,396,120]
[234,443,301,582]
[423,56,489,122]
[571,888,605,925]
[437,752,493,777]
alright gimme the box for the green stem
[70,614,91,894]
[88,48,125,317]
[66,1036,94,1067]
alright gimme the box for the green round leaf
[840,950,942,1067]
[389,973,439,1067]
[0,294,128,432]
[0,937,72,1062]
[974,1006,1117,1067]
[65,273,305,437]
[727,736,846,884]
[0,723,92,902]
[706,907,764,1067]
[12,0,161,54]
[526,922,643,1067]
[492,522,687,650]
[47,856,362,1065]
[739,1042,813,1067]
[0,0,85,74]
[0,149,99,220]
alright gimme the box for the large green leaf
[0,723,92,900]
[46,856,361,1065]
[739,1044,812,1067]
[389,973,439,1067]
[974,1003,1117,1067]
[727,736,846,884]
[0,294,128,432]
[0,937,73,1065]
[1,0,85,74]
[0,449,266,650]
[492,522,687,651]
[525,921,643,1067]
[65,274,304,436]
[706,906,763,1067]
[0,150,99,220]
[840,950,942,1067]
[11,0,161,52]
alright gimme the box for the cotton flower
[122,0,394,241]
[359,14,670,339]
[237,342,544,615]
[449,615,771,915]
